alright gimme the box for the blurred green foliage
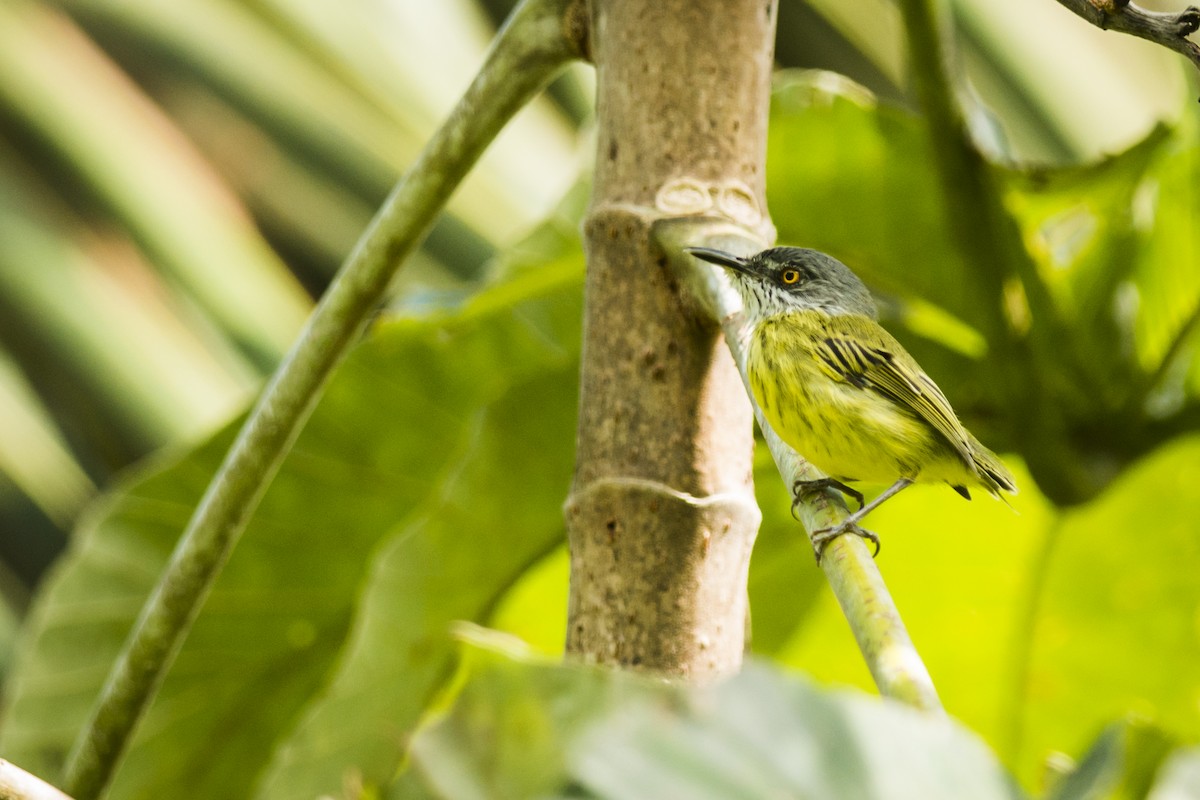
[407,629,1022,800]
[1,0,1199,797]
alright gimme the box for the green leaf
[405,629,1024,800]
[1000,126,1181,411]
[1000,128,1165,330]
[0,263,583,798]
[1014,437,1200,788]
[768,71,978,331]
[252,304,582,798]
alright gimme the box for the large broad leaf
[768,72,978,332]
[403,628,1023,800]
[251,326,581,795]
[1000,129,1166,406]
[1015,435,1200,788]
[0,262,584,798]
[1133,140,1200,399]
[999,125,1200,418]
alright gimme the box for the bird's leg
[791,477,864,519]
[840,477,914,526]
[810,478,914,562]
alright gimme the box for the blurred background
[0,0,585,608]
[1,0,1197,793]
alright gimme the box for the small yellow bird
[687,246,1016,556]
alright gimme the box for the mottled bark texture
[565,0,777,679]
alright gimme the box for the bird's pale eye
[780,268,801,285]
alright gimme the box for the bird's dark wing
[811,313,977,470]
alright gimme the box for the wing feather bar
[814,317,976,469]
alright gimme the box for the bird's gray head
[687,246,877,320]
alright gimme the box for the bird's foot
[811,520,880,564]
[791,477,864,519]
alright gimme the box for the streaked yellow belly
[747,317,972,486]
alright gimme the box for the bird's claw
[811,521,880,564]
[791,477,864,520]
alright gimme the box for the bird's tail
[970,439,1018,499]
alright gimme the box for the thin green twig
[60,2,582,797]
[659,220,943,712]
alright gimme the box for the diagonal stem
[60,2,583,797]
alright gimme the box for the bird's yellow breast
[747,311,975,487]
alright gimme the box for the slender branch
[59,1,582,797]
[0,760,73,800]
[658,219,943,712]
[1054,0,1200,75]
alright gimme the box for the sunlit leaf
[1016,436,1200,788]
[769,71,977,328]
[1131,141,1200,393]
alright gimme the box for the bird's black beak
[685,247,754,277]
